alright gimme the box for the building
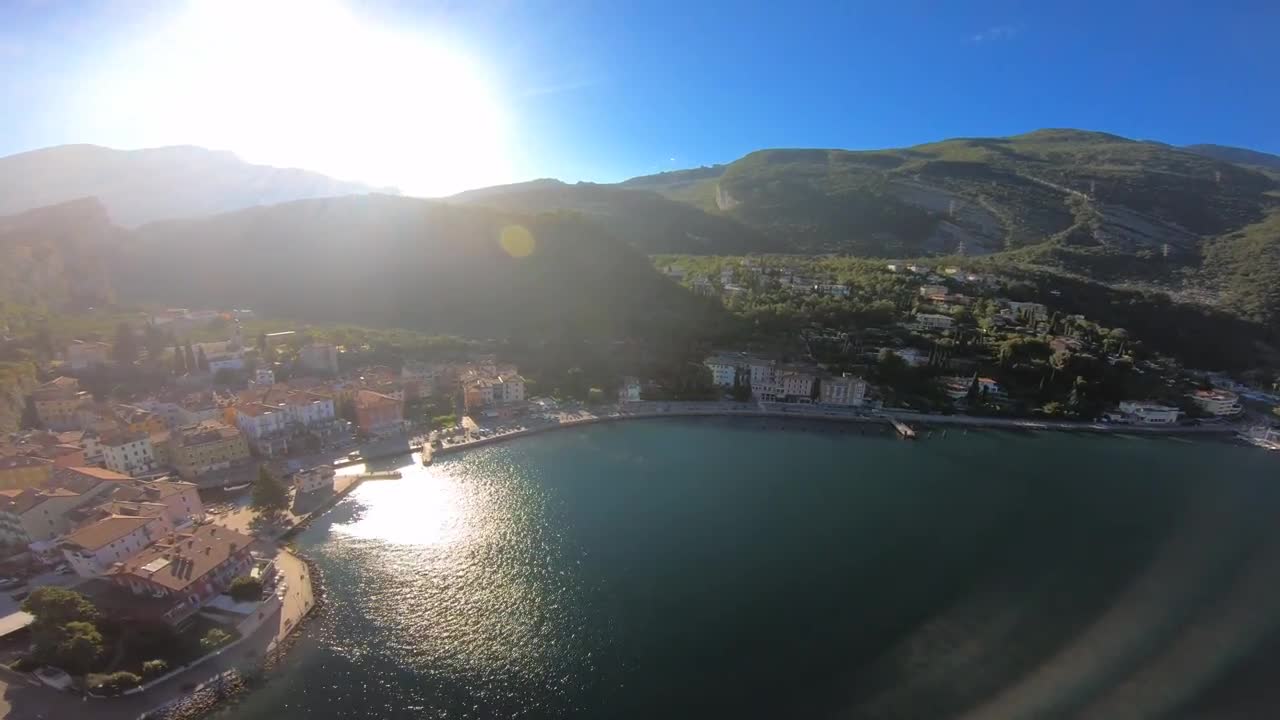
[206,354,245,373]
[293,465,335,495]
[114,405,168,436]
[1115,401,1180,424]
[354,390,404,435]
[0,470,122,547]
[167,422,250,479]
[66,340,112,371]
[919,284,949,297]
[100,431,158,477]
[254,368,276,386]
[915,313,955,331]
[496,375,525,404]
[941,376,1005,402]
[819,374,867,407]
[61,512,174,577]
[779,371,816,403]
[618,377,642,403]
[704,356,742,388]
[109,479,203,528]
[31,377,87,431]
[1007,301,1049,320]
[1187,389,1243,417]
[232,403,290,456]
[401,361,440,398]
[109,525,255,625]
[298,343,340,375]
[749,360,781,402]
[0,456,54,490]
[27,444,87,468]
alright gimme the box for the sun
[90,0,512,196]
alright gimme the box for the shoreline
[166,406,1246,719]
[416,404,1242,462]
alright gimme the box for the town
[0,253,1278,709]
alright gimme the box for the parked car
[34,666,72,691]
[0,577,23,590]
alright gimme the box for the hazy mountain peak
[0,143,392,227]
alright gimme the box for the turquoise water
[220,418,1280,719]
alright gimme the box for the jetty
[888,418,917,439]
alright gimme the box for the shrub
[93,671,142,695]
[141,659,169,678]
[228,576,263,603]
[199,628,232,652]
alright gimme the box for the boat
[222,481,252,492]
[1238,426,1280,451]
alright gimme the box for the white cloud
[970,25,1019,43]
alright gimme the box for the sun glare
[91,0,511,196]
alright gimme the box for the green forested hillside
[118,195,730,344]
[708,130,1275,256]
[447,179,778,254]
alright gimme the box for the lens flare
[500,225,536,257]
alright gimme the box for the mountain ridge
[0,143,395,228]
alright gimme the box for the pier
[888,418,917,439]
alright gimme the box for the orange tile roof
[113,525,253,593]
[63,515,155,551]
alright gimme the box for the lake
[218,417,1280,719]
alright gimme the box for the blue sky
[1,1,1278,194]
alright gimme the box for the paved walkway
[0,546,314,720]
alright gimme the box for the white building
[1187,389,1243,417]
[284,392,336,427]
[618,377,642,403]
[1116,401,1180,424]
[254,368,276,385]
[817,284,850,297]
[919,284,949,297]
[293,465,335,495]
[101,432,157,477]
[704,356,742,387]
[915,313,955,331]
[497,375,526,403]
[234,403,290,454]
[61,513,174,577]
[749,360,782,401]
[298,343,339,375]
[819,374,867,406]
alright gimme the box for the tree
[966,374,980,404]
[251,466,288,515]
[196,346,209,373]
[183,343,197,373]
[228,576,264,602]
[141,659,169,678]
[142,323,169,362]
[173,344,188,374]
[21,587,98,627]
[200,628,232,652]
[257,332,269,354]
[112,322,138,365]
[587,387,605,405]
[55,621,103,675]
